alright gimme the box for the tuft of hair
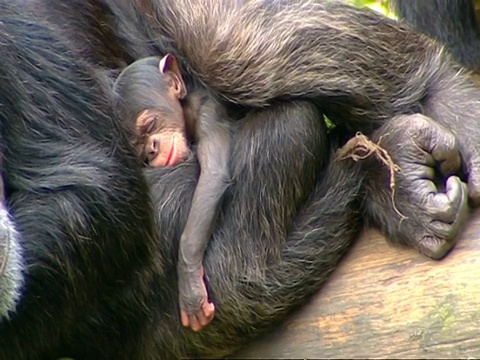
[0,205,24,321]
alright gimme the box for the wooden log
[234,210,480,359]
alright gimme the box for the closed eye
[143,118,157,134]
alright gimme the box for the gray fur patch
[0,205,24,320]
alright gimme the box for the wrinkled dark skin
[390,0,480,234]
[364,114,469,259]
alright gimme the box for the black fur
[34,0,480,246]
[392,0,480,71]
[0,0,477,358]
[0,2,365,358]
[0,3,161,358]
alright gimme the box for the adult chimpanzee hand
[360,114,470,260]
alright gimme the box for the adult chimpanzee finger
[423,176,467,224]
[417,176,469,260]
[415,234,455,260]
[437,150,462,177]
[412,115,461,176]
[426,176,468,228]
[466,155,480,207]
[401,162,438,204]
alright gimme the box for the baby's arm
[177,96,231,331]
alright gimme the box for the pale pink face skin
[136,109,189,167]
[135,53,191,167]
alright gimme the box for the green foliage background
[351,0,480,18]
[350,0,393,17]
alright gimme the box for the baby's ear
[159,54,176,74]
[159,54,187,99]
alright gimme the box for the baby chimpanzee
[113,55,231,331]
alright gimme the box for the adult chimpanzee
[25,0,476,254]
[44,0,479,242]
[391,0,480,72]
[0,5,370,357]
[0,0,476,359]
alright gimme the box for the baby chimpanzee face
[135,108,190,167]
[133,53,192,168]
